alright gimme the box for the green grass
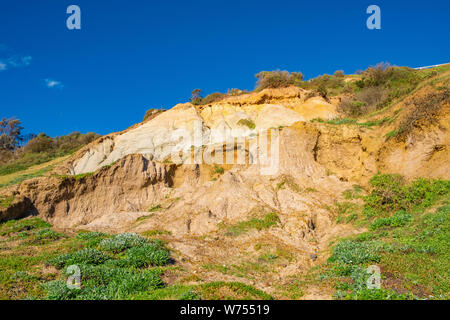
[0,153,60,176]
[0,165,54,189]
[0,195,15,208]
[43,233,172,300]
[148,204,162,212]
[132,281,273,300]
[141,229,172,237]
[369,211,411,230]
[385,129,398,139]
[73,172,94,181]
[213,165,225,175]
[0,217,274,300]
[0,132,100,177]
[342,185,363,200]
[0,217,51,236]
[131,284,199,300]
[237,119,256,130]
[222,212,280,237]
[316,174,450,300]
[311,117,391,127]
[198,281,273,300]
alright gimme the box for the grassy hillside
[302,174,450,300]
[0,132,100,189]
[0,221,272,300]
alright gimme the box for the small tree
[24,133,54,153]
[190,89,203,105]
[0,118,23,151]
[290,72,304,85]
[334,70,345,78]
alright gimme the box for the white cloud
[44,78,63,89]
[0,55,32,71]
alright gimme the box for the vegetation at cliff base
[315,174,450,300]
[0,221,271,300]
[0,118,100,178]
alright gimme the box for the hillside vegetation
[306,175,450,300]
[0,63,449,300]
[0,130,100,188]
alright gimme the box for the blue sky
[0,0,448,137]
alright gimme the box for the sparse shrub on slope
[200,92,226,105]
[143,108,163,121]
[394,87,449,141]
[336,62,444,117]
[255,70,304,90]
[364,174,450,214]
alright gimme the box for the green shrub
[44,266,165,300]
[0,131,100,176]
[213,165,225,175]
[143,109,163,121]
[300,73,345,95]
[98,233,148,253]
[365,174,450,214]
[370,211,412,230]
[0,218,51,236]
[255,70,303,89]
[328,240,385,264]
[237,118,256,130]
[200,92,226,105]
[49,248,110,269]
[75,231,108,247]
[334,70,345,77]
[43,280,80,300]
[0,195,14,208]
[225,212,280,236]
[30,228,66,243]
[396,88,449,141]
[337,63,430,116]
[345,288,413,300]
[118,243,170,268]
[77,265,164,298]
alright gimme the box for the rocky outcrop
[15,154,176,229]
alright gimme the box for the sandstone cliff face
[0,85,448,277]
[15,155,175,230]
[67,87,337,175]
